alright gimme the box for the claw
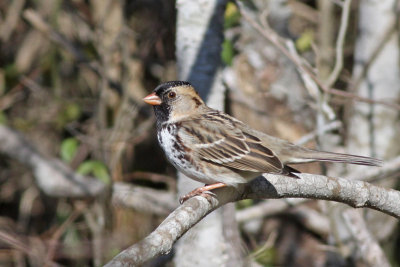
[178,182,226,204]
[179,190,216,204]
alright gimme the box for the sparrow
[143,81,382,203]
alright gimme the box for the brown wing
[178,112,284,173]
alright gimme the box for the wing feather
[179,113,284,173]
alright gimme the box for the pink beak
[143,92,162,106]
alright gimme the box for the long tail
[289,148,383,166]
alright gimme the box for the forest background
[0,0,400,266]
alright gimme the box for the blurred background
[0,0,399,266]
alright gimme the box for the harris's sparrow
[144,81,382,203]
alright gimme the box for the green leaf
[221,39,234,66]
[64,103,81,121]
[224,2,241,29]
[295,30,314,52]
[60,138,79,163]
[77,160,111,184]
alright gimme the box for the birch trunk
[175,0,243,266]
[348,0,400,162]
[344,0,400,264]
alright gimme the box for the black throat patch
[154,103,170,130]
[152,81,192,130]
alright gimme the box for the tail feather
[291,149,383,167]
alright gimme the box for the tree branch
[0,125,106,197]
[105,170,400,266]
[112,183,176,215]
[325,0,351,87]
[342,209,391,266]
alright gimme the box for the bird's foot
[179,182,227,204]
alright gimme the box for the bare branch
[342,209,390,267]
[236,199,302,223]
[23,9,90,65]
[247,173,400,217]
[235,198,332,236]
[0,125,106,197]
[325,0,351,87]
[105,170,400,266]
[295,120,342,146]
[349,155,400,182]
[112,183,176,215]
[0,230,60,267]
[22,8,123,95]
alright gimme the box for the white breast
[158,124,209,183]
[158,125,176,157]
[158,124,189,170]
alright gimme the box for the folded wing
[179,114,284,174]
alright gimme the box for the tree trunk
[174,0,244,266]
[348,0,400,162]
[343,0,400,265]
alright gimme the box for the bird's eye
[168,91,176,99]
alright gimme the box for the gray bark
[341,0,400,264]
[348,0,400,162]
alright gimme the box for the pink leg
[179,182,227,204]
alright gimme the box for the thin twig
[326,0,352,87]
[22,9,124,95]
[44,207,84,265]
[0,230,60,267]
[236,1,400,110]
[295,120,342,145]
[235,198,308,223]
[349,155,400,182]
[112,183,177,215]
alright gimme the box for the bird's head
[143,81,206,125]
